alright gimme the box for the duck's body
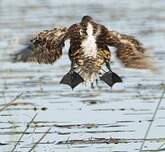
[67,17,112,84]
[13,16,153,89]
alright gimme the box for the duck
[13,16,153,89]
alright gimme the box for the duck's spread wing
[13,27,68,64]
[106,31,153,69]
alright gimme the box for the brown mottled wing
[13,27,68,64]
[106,31,153,69]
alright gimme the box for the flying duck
[13,16,153,89]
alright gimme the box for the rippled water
[0,0,165,152]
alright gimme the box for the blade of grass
[158,142,165,150]
[28,128,51,152]
[11,113,38,152]
[0,92,23,112]
[139,89,165,152]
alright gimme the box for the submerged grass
[28,127,51,152]
[139,89,165,152]
[0,93,23,112]
[11,113,38,152]
[10,112,51,152]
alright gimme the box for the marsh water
[0,0,165,151]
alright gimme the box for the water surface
[0,0,165,151]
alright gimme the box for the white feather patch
[81,23,97,58]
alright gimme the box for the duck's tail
[76,57,101,84]
[76,57,123,87]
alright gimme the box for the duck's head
[81,16,93,23]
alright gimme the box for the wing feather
[13,27,68,64]
[106,31,153,69]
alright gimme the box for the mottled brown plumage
[13,28,67,64]
[106,31,153,69]
[13,16,153,88]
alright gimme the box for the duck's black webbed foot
[60,71,84,89]
[100,71,122,87]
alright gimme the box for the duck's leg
[95,78,102,89]
[91,82,94,89]
[100,62,122,87]
[60,62,84,89]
